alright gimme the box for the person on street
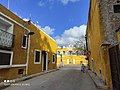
[81,64,85,73]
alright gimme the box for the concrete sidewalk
[0,69,59,89]
[87,70,112,90]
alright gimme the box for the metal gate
[109,45,120,90]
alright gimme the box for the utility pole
[8,0,10,9]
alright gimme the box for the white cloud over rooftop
[59,0,80,5]
[55,25,86,46]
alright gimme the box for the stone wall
[99,0,120,45]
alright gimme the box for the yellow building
[116,28,120,47]
[86,0,120,89]
[0,4,57,82]
[57,47,88,67]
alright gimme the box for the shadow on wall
[29,27,57,71]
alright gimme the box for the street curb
[0,69,59,89]
[87,70,109,90]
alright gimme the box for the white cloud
[38,1,45,7]
[55,25,86,46]
[23,18,29,21]
[23,18,54,35]
[36,25,54,35]
[59,0,80,5]
[38,0,80,7]
[41,26,55,35]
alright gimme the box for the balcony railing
[0,29,14,49]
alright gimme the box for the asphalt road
[3,65,101,90]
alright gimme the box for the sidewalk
[0,69,59,89]
[87,70,112,90]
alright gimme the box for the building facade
[0,4,57,82]
[86,0,120,89]
[57,47,88,67]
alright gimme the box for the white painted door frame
[67,59,69,64]
[73,59,75,64]
[42,52,48,71]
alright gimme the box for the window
[0,16,14,34]
[22,35,27,48]
[76,51,78,55]
[0,50,13,68]
[72,52,75,55]
[114,5,120,13]
[52,54,55,63]
[57,51,60,55]
[0,17,14,48]
[34,50,41,64]
[67,51,72,56]
[18,69,24,75]
[63,51,65,55]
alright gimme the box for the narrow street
[3,65,101,90]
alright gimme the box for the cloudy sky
[0,0,90,46]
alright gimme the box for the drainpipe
[26,34,30,76]
[26,31,34,75]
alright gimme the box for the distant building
[57,46,88,67]
[0,4,57,82]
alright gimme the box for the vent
[114,4,120,13]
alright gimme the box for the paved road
[3,65,101,90]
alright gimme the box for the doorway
[109,45,120,90]
[92,59,94,72]
[42,51,48,71]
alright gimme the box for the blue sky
[0,0,90,46]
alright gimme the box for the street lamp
[28,32,35,36]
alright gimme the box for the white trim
[73,59,75,64]
[0,12,30,31]
[46,52,48,71]
[34,49,41,64]
[21,34,27,49]
[12,64,27,67]
[52,54,55,64]
[0,65,11,69]
[0,50,13,68]
[0,16,14,34]
[67,59,69,64]
[0,12,31,75]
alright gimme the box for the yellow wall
[57,47,88,67]
[86,0,112,88]
[0,4,28,81]
[0,4,57,81]
[117,30,120,48]
[28,23,57,75]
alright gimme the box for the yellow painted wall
[57,47,88,67]
[117,30,120,48]
[28,23,57,75]
[86,0,112,88]
[0,4,57,81]
[0,4,28,81]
